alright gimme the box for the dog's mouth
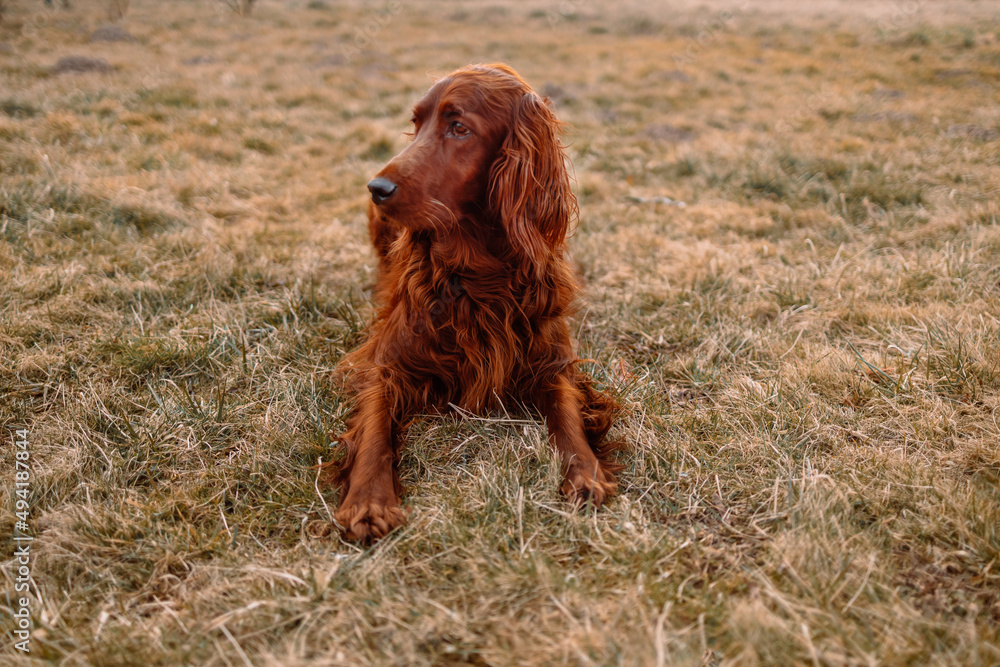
[371,200,445,235]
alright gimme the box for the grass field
[2,0,999,664]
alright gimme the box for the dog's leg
[542,373,618,507]
[333,381,406,542]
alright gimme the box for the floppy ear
[488,92,578,269]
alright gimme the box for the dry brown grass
[1,0,999,664]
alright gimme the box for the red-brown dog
[329,63,623,542]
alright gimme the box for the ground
[1,0,999,665]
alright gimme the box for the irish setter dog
[329,63,623,542]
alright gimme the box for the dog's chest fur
[376,239,567,410]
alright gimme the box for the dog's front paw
[561,461,617,508]
[335,489,405,542]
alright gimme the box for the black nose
[367,177,398,204]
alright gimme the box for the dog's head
[368,63,577,267]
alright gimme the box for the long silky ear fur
[488,92,578,271]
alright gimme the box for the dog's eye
[447,121,470,138]
[403,116,418,139]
